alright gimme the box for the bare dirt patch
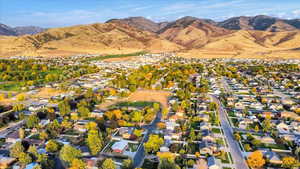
[33,87,64,99]
[97,89,171,110]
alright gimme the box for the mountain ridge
[1,15,300,58]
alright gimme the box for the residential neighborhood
[0,54,299,169]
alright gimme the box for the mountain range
[0,15,300,58]
[0,24,46,36]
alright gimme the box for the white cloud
[292,10,300,17]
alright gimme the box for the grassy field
[110,101,157,108]
[83,51,147,62]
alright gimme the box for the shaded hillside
[218,15,299,32]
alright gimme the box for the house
[277,122,290,133]
[198,114,210,122]
[74,120,89,132]
[5,131,20,143]
[193,159,208,169]
[200,122,211,131]
[264,151,282,164]
[207,157,220,169]
[235,102,245,109]
[281,112,300,121]
[0,157,16,169]
[166,121,179,131]
[199,141,218,155]
[202,130,215,142]
[238,119,253,130]
[111,140,128,154]
[253,136,276,144]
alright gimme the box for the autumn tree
[86,129,103,155]
[247,151,265,169]
[58,99,71,116]
[46,140,60,153]
[101,158,116,169]
[70,159,86,169]
[26,115,40,128]
[18,152,32,166]
[10,141,24,158]
[19,128,25,139]
[282,156,299,168]
[121,159,133,169]
[158,159,180,169]
[59,145,82,165]
[144,134,164,153]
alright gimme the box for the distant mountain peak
[0,23,46,36]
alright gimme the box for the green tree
[101,158,116,169]
[158,159,180,169]
[121,159,133,169]
[26,115,40,128]
[19,128,25,139]
[59,145,82,164]
[28,145,39,160]
[10,141,24,158]
[69,159,86,169]
[46,140,60,153]
[86,129,103,155]
[58,99,71,116]
[18,152,32,166]
[78,105,90,118]
[144,134,164,153]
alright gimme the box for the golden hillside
[180,30,300,59]
[0,23,182,57]
[0,20,299,59]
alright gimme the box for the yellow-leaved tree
[247,150,265,169]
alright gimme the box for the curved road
[210,94,249,169]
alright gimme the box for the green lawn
[83,51,147,62]
[212,128,221,133]
[110,101,157,108]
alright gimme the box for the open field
[97,89,170,110]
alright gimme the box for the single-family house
[111,140,128,154]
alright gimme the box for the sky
[1,0,300,28]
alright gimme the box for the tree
[10,141,24,158]
[247,150,265,169]
[86,129,103,155]
[158,159,180,169]
[254,125,259,133]
[26,115,40,128]
[132,111,143,124]
[39,131,48,141]
[28,145,39,160]
[13,104,25,112]
[46,140,60,153]
[234,133,241,141]
[133,129,143,137]
[16,93,26,101]
[121,159,133,169]
[19,128,25,139]
[282,156,298,168]
[69,159,86,169]
[208,102,217,111]
[101,158,116,169]
[59,145,82,164]
[58,99,71,116]
[78,105,90,118]
[18,152,32,166]
[144,135,164,153]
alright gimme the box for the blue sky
[1,0,300,27]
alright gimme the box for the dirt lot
[97,89,171,110]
